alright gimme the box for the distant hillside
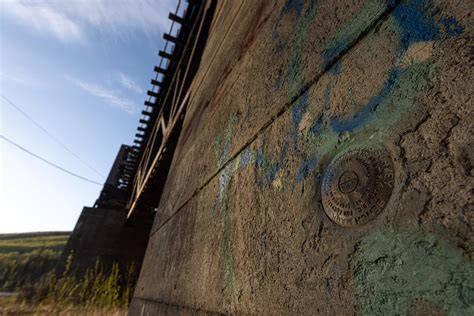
[0,231,70,254]
[0,231,70,240]
[0,231,71,291]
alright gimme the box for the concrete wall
[131,0,473,314]
[61,207,152,279]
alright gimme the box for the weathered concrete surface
[61,207,152,278]
[131,0,473,314]
[155,0,398,230]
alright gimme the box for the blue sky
[0,0,179,233]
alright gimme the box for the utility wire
[1,94,105,179]
[1,135,102,186]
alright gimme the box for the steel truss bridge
[94,0,216,220]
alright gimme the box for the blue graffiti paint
[255,141,290,188]
[323,44,346,72]
[296,158,318,182]
[439,17,464,37]
[272,0,305,40]
[323,0,399,71]
[262,0,464,189]
[275,75,283,91]
[272,0,305,52]
[209,198,218,219]
[309,82,332,135]
[255,148,269,189]
[287,0,319,99]
[321,167,331,195]
[329,0,464,134]
[392,0,464,54]
[239,147,254,170]
[282,0,304,17]
[295,83,331,182]
[331,60,342,75]
[289,91,311,157]
[331,68,399,133]
[292,91,309,129]
[393,0,440,53]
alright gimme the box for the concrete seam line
[150,0,402,238]
[132,297,225,315]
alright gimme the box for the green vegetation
[43,253,135,309]
[0,231,70,292]
[0,231,134,312]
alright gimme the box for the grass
[0,232,70,254]
[0,295,126,315]
[0,231,135,313]
[0,231,70,292]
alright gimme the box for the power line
[1,135,102,186]
[1,94,105,179]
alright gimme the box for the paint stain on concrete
[301,0,464,172]
[392,0,464,56]
[212,117,240,301]
[352,230,474,315]
[323,0,397,70]
[287,0,319,99]
[211,0,466,305]
[399,41,434,67]
[214,116,233,169]
[216,159,242,302]
[219,164,237,300]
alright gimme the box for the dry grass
[0,296,127,315]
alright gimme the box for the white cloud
[68,77,138,114]
[1,0,178,44]
[0,71,30,87]
[117,73,143,94]
[1,0,85,44]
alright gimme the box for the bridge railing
[126,0,208,217]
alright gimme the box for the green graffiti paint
[303,38,436,163]
[352,230,474,315]
[210,0,466,307]
[218,162,238,300]
[213,119,245,301]
[214,116,234,169]
[213,114,292,299]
